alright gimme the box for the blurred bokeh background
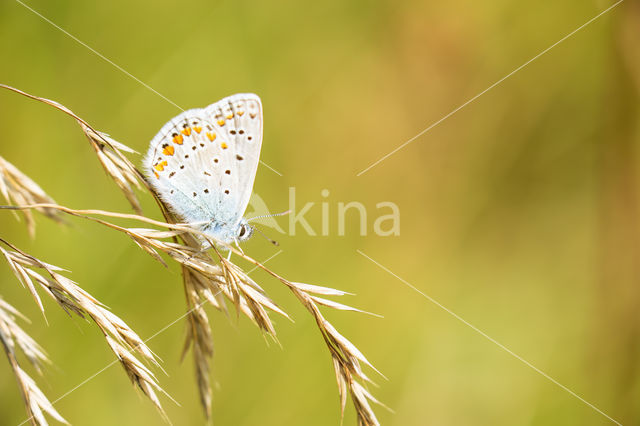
[1,0,639,425]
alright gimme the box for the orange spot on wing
[206,132,217,141]
[221,142,228,149]
[237,111,244,116]
[154,160,168,172]
[162,145,175,156]
[193,126,202,133]
[226,113,234,119]
[181,127,192,136]
[217,119,225,126]
[154,172,159,179]
[173,134,184,144]
[249,113,257,118]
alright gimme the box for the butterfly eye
[238,225,246,238]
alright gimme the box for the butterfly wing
[204,94,263,225]
[143,94,263,243]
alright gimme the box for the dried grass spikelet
[268,279,385,425]
[0,84,145,214]
[172,225,225,417]
[0,238,169,421]
[116,225,291,419]
[0,200,288,418]
[82,125,144,214]
[0,298,68,426]
[0,204,385,425]
[181,264,216,417]
[186,253,385,424]
[103,220,293,416]
[205,248,385,424]
[0,156,64,237]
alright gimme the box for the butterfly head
[236,218,254,242]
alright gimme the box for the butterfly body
[143,93,263,246]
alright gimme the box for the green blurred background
[1,0,639,425]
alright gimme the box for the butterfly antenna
[247,209,291,223]
[252,224,280,246]
[246,210,290,246]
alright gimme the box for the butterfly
[144,94,263,248]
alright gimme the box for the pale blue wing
[143,94,263,243]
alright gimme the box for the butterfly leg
[233,238,245,256]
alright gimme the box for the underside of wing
[143,94,263,240]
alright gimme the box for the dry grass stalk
[191,243,384,424]
[0,200,286,418]
[114,226,290,417]
[173,248,384,425]
[286,283,383,425]
[0,155,64,237]
[0,203,384,424]
[0,204,290,335]
[99,228,287,416]
[174,229,224,417]
[0,297,68,426]
[181,266,216,417]
[1,84,384,423]
[0,84,145,214]
[228,266,384,425]
[82,125,144,214]
[0,238,169,420]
